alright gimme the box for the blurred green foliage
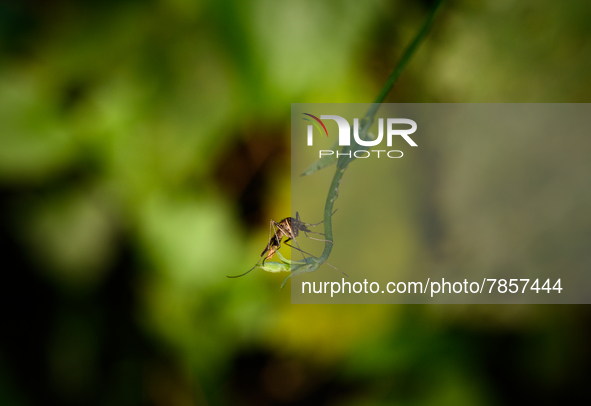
[1,0,591,405]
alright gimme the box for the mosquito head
[289,217,312,235]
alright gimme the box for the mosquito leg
[263,220,284,264]
[324,261,348,277]
[304,230,325,235]
[299,209,338,227]
[283,240,318,260]
[284,240,346,277]
[283,235,310,264]
[302,230,333,243]
[271,220,286,250]
[261,220,275,262]
[262,221,283,264]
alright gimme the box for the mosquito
[260,211,334,264]
[227,211,345,278]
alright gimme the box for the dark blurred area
[1,0,591,405]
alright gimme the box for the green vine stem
[286,0,446,284]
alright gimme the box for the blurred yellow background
[1,0,590,405]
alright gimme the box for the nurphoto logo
[303,113,418,159]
